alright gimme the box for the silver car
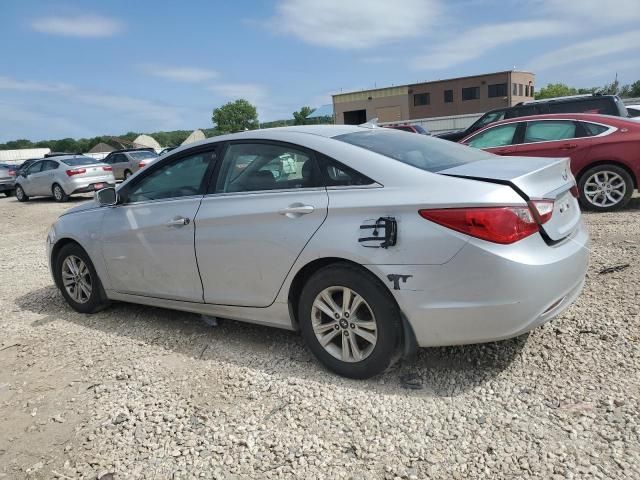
[47,126,589,378]
[102,149,159,180]
[15,156,116,202]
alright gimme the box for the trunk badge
[562,170,568,181]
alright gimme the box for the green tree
[293,106,316,125]
[211,99,259,134]
[534,83,578,100]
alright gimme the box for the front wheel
[578,165,633,212]
[298,263,401,379]
[15,185,29,202]
[54,243,110,314]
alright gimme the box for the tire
[52,183,69,202]
[124,170,132,179]
[54,243,110,314]
[298,263,401,379]
[578,164,633,212]
[15,185,28,202]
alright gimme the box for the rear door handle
[278,204,314,218]
[166,216,191,227]
[560,143,577,150]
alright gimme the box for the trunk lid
[79,163,111,179]
[440,156,580,242]
[0,167,12,181]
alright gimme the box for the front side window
[414,93,430,106]
[27,161,44,174]
[335,129,491,173]
[524,121,577,143]
[466,123,519,149]
[215,143,318,193]
[472,110,506,131]
[488,83,507,98]
[127,151,214,203]
[462,87,480,101]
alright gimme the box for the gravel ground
[0,194,639,480]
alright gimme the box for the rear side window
[549,98,615,115]
[524,121,577,143]
[335,129,491,173]
[318,156,374,187]
[581,122,609,136]
[466,123,519,149]
[42,160,59,171]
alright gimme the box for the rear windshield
[61,157,100,166]
[129,151,158,160]
[335,129,491,172]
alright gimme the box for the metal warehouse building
[333,70,535,125]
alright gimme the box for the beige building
[333,71,535,125]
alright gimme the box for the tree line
[535,79,640,100]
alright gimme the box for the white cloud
[412,20,572,70]
[208,83,268,103]
[528,30,640,71]
[139,65,218,83]
[268,0,440,49]
[0,102,93,142]
[31,14,123,37]
[540,0,640,24]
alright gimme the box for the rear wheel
[298,263,401,379]
[124,169,132,179]
[578,165,633,212]
[52,183,69,202]
[54,243,110,314]
[15,185,28,202]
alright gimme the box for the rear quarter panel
[573,132,640,185]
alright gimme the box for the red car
[460,113,640,211]
[383,124,430,135]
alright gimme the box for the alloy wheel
[583,171,626,208]
[16,187,24,200]
[311,286,378,363]
[54,185,63,201]
[61,255,92,304]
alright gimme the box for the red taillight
[102,166,113,172]
[528,200,554,224]
[419,206,540,244]
[139,162,146,168]
[9,170,16,176]
[66,168,86,176]
[570,185,579,198]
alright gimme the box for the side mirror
[96,187,118,206]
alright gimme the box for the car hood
[60,199,101,216]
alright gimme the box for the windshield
[61,157,101,166]
[130,151,158,160]
[335,129,492,172]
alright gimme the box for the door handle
[166,216,191,227]
[560,143,577,150]
[278,204,314,218]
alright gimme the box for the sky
[1,0,639,142]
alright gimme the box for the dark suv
[438,94,629,142]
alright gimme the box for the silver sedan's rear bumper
[368,221,589,347]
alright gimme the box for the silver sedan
[15,156,116,202]
[47,125,589,378]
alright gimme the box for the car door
[40,160,59,194]
[195,141,329,307]
[516,120,592,165]
[109,154,128,180]
[21,161,45,195]
[100,148,218,301]
[463,122,523,156]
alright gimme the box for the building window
[413,93,430,106]
[488,83,508,98]
[462,86,480,101]
[518,84,523,96]
[529,84,534,97]
[525,85,529,96]
[444,89,453,103]
[512,83,518,95]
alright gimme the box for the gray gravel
[0,194,639,479]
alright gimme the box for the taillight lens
[66,168,86,176]
[102,166,113,172]
[9,170,16,176]
[528,200,554,224]
[419,206,540,244]
[139,162,146,168]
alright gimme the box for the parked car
[460,113,640,211]
[15,155,116,202]
[102,148,159,180]
[383,124,430,135]
[0,163,17,197]
[159,146,178,156]
[626,104,640,118]
[15,158,40,178]
[438,94,629,142]
[47,125,588,378]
